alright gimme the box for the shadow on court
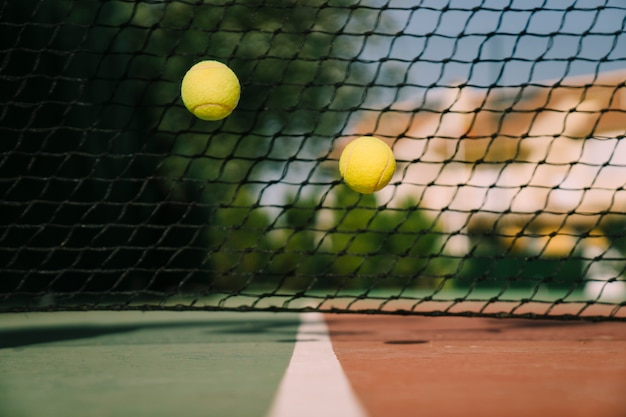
[0,318,302,349]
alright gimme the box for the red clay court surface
[327,314,626,417]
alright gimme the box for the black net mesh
[1,0,625,320]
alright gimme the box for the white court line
[267,312,368,417]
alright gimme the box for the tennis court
[1,310,625,417]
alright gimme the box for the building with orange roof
[332,69,626,300]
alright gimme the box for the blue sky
[351,0,626,90]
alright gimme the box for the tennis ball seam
[373,153,392,192]
[193,103,233,113]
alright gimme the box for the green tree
[1,0,383,295]
[326,185,446,291]
[264,193,333,292]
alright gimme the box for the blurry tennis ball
[180,60,240,121]
[339,136,396,194]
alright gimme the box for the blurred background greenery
[1,0,603,301]
[1,0,444,296]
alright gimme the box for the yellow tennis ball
[339,136,396,194]
[180,60,240,121]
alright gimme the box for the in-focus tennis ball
[339,136,396,194]
[181,60,240,121]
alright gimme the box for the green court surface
[0,312,301,417]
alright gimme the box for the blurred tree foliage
[323,186,447,291]
[455,230,585,292]
[1,0,445,297]
[212,185,448,293]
